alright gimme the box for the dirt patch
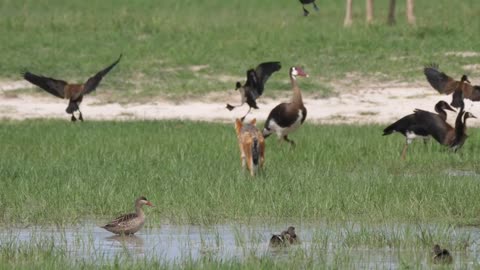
[445,51,480,58]
[2,81,479,126]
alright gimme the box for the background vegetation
[1,120,479,226]
[0,0,479,99]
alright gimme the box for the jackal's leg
[238,142,246,167]
[260,140,265,168]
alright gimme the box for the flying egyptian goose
[383,103,475,159]
[226,62,281,120]
[269,226,298,247]
[263,66,308,146]
[432,244,453,264]
[299,0,319,16]
[424,63,480,108]
[23,54,122,122]
[102,196,153,235]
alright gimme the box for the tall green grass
[1,0,479,99]
[1,120,480,226]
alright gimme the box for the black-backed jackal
[235,118,265,176]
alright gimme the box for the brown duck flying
[424,63,480,108]
[23,54,122,121]
[226,61,281,120]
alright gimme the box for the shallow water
[1,222,480,268]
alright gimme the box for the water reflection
[0,222,480,268]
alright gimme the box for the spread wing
[463,84,480,101]
[253,61,281,96]
[423,64,458,95]
[83,54,122,94]
[23,72,67,98]
[413,109,451,143]
[244,69,259,99]
[103,212,136,228]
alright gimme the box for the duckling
[269,226,298,247]
[432,244,453,264]
[102,196,154,235]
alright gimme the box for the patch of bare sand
[2,82,479,126]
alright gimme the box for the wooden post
[366,0,374,24]
[406,0,416,25]
[344,0,353,26]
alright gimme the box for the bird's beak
[467,79,471,84]
[471,114,477,119]
[146,201,154,207]
[446,106,456,112]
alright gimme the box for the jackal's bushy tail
[252,137,260,167]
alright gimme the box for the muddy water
[1,222,480,268]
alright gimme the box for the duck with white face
[263,66,309,146]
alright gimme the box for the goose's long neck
[435,106,447,121]
[453,110,467,141]
[290,74,303,105]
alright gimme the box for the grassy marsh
[1,0,479,99]
[1,120,480,226]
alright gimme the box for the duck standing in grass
[23,54,122,122]
[263,66,308,146]
[299,0,319,16]
[432,244,453,264]
[102,196,154,235]
[269,226,298,247]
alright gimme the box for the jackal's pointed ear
[235,118,243,132]
[250,118,256,126]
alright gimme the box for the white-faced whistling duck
[226,62,281,121]
[383,101,475,159]
[102,196,154,235]
[23,54,122,122]
[263,66,308,146]
[269,226,298,247]
[299,0,319,16]
[432,244,453,264]
[424,63,480,109]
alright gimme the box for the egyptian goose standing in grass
[299,0,319,16]
[263,66,308,146]
[102,196,153,235]
[383,102,475,159]
[226,62,281,120]
[23,54,122,122]
[424,63,480,108]
[269,226,298,247]
[432,244,453,264]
